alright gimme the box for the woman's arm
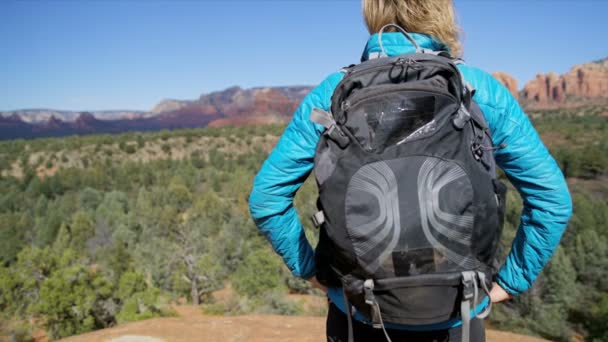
[468,69,573,295]
[248,72,344,279]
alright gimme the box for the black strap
[374,273,462,290]
[342,288,354,342]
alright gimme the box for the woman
[249,1,572,341]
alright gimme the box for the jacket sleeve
[469,69,573,295]
[248,72,344,279]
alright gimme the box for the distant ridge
[0,109,149,123]
[2,56,606,140]
[0,86,312,140]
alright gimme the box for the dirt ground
[58,305,548,342]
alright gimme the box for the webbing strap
[453,104,472,129]
[419,48,450,57]
[452,56,474,129]
[310,108,335,129]
[476,272,493,319]
[363,279,380,327]
[461,298,471,342]
[311,211,325,228]
[466,82,476,96]
[377,24,421,55]
[461,271,479,342]
[368,52,381,60]
[363,279,392,342]
[310,108,349,148]
[342,288,354,342]
[373,302,393,342]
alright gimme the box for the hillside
[0,126,281,180]
[0,106,606,342]
[0,87,311,140]
[2,56,606,140]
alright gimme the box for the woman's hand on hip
[490,282,512,303]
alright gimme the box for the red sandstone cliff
[521,58,608,107]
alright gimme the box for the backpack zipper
[344,58,447,81]
[344,83,458,112]
[341,55,463,95]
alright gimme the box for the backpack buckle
[461,271,477,302]
[363,279,382,328]
[363,279,375,305]
[471,143,483,161]
[453,105,471,130]
[311,211,325,228]
[309,108,350,148]
[327,125,350,148]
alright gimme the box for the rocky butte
[519,57,608,108]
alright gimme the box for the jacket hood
[361,32,450,62]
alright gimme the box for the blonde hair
[362,0,462,57]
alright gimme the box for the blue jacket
[249,33,572,328]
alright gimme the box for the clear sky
[1,0,607,111]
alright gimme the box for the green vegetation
[0,109,606,341]
[530,106,608,179]
[0,124,311,341]
[490,106,608,341]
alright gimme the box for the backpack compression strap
[461,271,492,342]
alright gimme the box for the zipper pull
[341,100,350,111]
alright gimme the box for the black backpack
[310,25,507,342]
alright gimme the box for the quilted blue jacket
[249,32,572,328]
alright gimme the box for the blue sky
[1,1,607,111]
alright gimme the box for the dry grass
[1,134,280,179]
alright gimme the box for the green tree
[573,230,608,291]
[79,187,103,211]
[232,248,285,298]
[54,210,95,252]
[32,262,113,339]
[0,213,25,265]
[115,271,162,323]
[587,293,608,341]
[0,247,62,317]
[543,247,578,308]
